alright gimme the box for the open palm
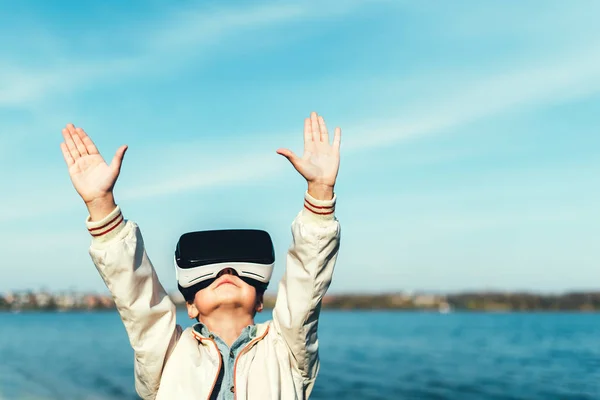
[60,124,127,204]
[277,112,341,188]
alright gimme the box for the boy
[59,112,342,400]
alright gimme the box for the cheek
[244,287,259,305]
[193,290,213,308]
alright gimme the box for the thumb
[276,148,301,170]
[110,145,128,176]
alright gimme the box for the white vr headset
[174,229,275,300]
[175,260,274,289]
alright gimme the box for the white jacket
[85,193,341,400]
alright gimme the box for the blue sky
[0,0,599,294]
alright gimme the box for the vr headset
[175,229,275,301]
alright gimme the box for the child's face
[186,268,263,320]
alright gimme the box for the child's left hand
[277,112,341,200]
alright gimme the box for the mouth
[214,277,238,288]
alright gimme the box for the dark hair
[256,286,266,296]
[180,280,212,303]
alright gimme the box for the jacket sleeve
[272,192,341,393]
[86,206,182,400]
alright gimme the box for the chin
[214,287,242,298]
[194,286,258,313]
[216,293,243,304]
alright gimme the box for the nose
[217,268,237,277]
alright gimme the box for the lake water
[1,311,600,399]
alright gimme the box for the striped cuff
[85,206,126,242]
[302,191,336,221]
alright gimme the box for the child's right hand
[60,124,128,221]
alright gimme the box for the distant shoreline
[3,291,600,312]
[2,308,600,314]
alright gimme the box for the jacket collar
[192,322,256,340]
[191,321,270,342]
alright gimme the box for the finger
[71,130,89,156]
[75,127,99,155]
[60,142,75,166]
[310,112,320,142]
[318,115,329,143]
[67,124,87,156]
[303,118,312,147]
[276,148,301,169]
[110,145,128,175]
[333,127,341,150]
[66,123,87,156]
[62,126,81,159]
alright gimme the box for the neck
[200,310,255,347]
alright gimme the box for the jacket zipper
[192,331,223,400]
[206,339,222,400]
[232,325,270,400]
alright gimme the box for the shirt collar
[193,322,257,340]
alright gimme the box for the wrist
[85,194,117,222]
[302,190,336,221]
[86,205,125,242]
[307,183,334,201]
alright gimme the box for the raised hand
[277,112,341,200]
[60,123,127,220]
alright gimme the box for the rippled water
[1,311,600,399]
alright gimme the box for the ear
[255,292,264,313]
[187,301,199,319]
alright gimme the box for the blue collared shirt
[193,323,256,400]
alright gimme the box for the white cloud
[2,40,600,219]
[120,153,284,200]
[0,0,386,108]
[343,45,600,152]
[0,58,135,107]
[0,140,288,222]
[120,41,600,200]
[1,1,600,219]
